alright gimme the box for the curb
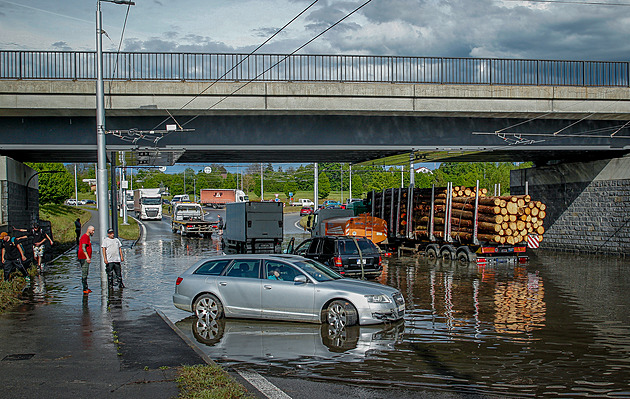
[130,216,144,248]
[154,309,216,366]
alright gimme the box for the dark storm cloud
[311,0,630,61]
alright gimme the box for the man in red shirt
[78,225,95,294]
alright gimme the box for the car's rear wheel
[193,293,223,320]
[326,300,358,327]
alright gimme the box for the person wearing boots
[77,226,94,294]
[101,228,124,289]
[2,232,29,282]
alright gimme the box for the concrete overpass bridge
[0,51,629,165]
[0,50,629,255]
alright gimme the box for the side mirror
[294,275,308,284]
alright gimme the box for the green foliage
[351,175,364,197]
[177,364,253,399]
[283,179,298,199]
[318,172,331,198]
[28,163,73,204]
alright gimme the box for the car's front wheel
[326,300,358,327]
[193,293,223,320]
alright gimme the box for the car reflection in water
[175,316,404,365]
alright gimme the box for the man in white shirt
[101,228,125,288]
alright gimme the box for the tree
[27,163,73,204]
[284,179,298,199]
[351,175,364,198]
[318,172,331,199]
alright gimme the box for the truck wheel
[439,245,456,261]
[456,247,476,263]
[425,245,439,259]
[193,294,223,320]
[325,300,358,327]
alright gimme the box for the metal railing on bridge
[1,50,628,87]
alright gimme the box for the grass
[0,277,28,314]
[177,364,254,399]
[117,215,140,241]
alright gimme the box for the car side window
[264,261,302,281]
[224,260,261,279]
[322,238,335,255]
[308,238,321,254]
[194,259,230,275]
[294,240,312,256]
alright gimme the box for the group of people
[2,225,53,282]
[77,224,125,294]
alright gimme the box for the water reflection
[176,316,404,366]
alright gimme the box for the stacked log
[410,190,547,245]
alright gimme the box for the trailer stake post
[473,179,480,246]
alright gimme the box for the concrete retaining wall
[511,156,630,256]
[0,157,38,231]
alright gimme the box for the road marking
[236,369,292,399]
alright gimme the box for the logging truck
[367,182,547,263]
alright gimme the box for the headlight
[364,294,392,303]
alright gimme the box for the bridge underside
[1,114,628,165]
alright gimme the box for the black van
[289,236,382,278]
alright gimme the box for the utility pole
[96,0,134,243]
[349,164,352,200]
[409,151,415,187]
[314,163,319,209]
[74,164,78,205]
[260,163,264,201]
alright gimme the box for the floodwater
[14,214,630,397]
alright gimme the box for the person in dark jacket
[75,218,82,246]
[2,232,29,281]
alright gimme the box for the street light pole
[96,0,109,244]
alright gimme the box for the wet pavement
[2,210,630,398]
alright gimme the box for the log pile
[407,186,546,245]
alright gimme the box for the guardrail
[1,50,628,87]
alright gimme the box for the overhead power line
[151,0,321,131]
[179,0,373,129]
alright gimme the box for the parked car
[85,199,96,204]
[65,199,77,206]
[173,254,404,326]
[288,236,383,278]
[300,206,314,216]
[322,200,342,209]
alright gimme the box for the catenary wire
[178,0,374,129]
[150,0,321,131]
[107,3,132,108]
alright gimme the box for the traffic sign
[158,166,167,172]
[204,166,212,174]
[527,235,540,249]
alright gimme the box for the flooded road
[14,215,630,397]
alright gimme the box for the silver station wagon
[173,254,405,326]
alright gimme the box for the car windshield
[142,197,161,205]
[294,259,343,281]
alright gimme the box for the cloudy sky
[1,0,629,61]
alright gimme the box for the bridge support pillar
[511,156,630,256]
[0,157,39,231]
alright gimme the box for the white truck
[291,198,314,207]
[133,188,163,220]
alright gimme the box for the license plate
[356,259,367,264]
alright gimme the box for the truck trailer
[199,189,248,208]
[223,202,283,254]
[368,182,546,263]
[133,188,162,220]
